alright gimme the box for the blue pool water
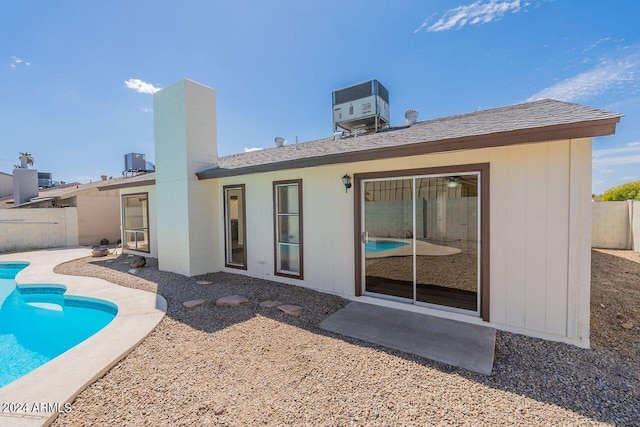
[0,262,117,388]
[365,239,409,253]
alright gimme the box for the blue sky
[1,0,638,194]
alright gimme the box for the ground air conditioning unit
[332,79,390,133]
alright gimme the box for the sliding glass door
[362,178,414,300]
[362,172,480,314]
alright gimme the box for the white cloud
[415,0,530,33]
[244,147,263,153]
[619,176,637,181]
[582,37,610,53]
[593,155,640,167]
[75,175,94,183]
[142,107,152,113]
[9,56,30,69]
[599,169,615,174]
[527,48,640,102]
[593,146,640,157]
[124,78,160,94]
[593,145,640,167]
[627,141,640,146]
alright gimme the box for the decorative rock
[216,295,249,306]
[259,300,283,308]
[214,407,224,415]
[277,304,303,317]
[130,256,146,268]
[128,268,139,275]
[91,246,109,257]
[196,280,213,285]
[183,299,209,308]
[621,323,634,329]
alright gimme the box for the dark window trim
[223,184,247,270]
[354,163,490,322]
[273,179,304,280]
[121,192,151,254]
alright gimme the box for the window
[273,180,303,278]
[224,185,247,269]
[122,193,150,253]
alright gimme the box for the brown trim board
[197,118,619,180]
[354,163,490,322]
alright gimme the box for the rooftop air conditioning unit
[38,172,53,188]
[124,153,146,173]
[332,79,390,133]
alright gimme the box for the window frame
[121,192,150,254]
[223,184,247,270]
[273,179,304,279]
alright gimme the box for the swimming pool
[365,239,410,253]
[0,262,117,388]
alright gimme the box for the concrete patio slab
[0,247,166,427]
[319,302,496,375]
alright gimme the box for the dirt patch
[590,249,640,362]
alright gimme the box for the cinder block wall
[591,201,631,249]
[0,208,79,252]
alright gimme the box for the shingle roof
[198,99,621,179]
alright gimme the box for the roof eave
[97,179,156,191]
[196,117,620,180]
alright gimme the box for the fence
[0,208,79,252]
[592,200,639,251]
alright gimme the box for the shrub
[601,180,640,201]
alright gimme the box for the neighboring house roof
[0,177,127,208]
[0,171,12,177]
[197,99,621,179]
[97,172,156,191]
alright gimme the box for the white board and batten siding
[214,137,593,346]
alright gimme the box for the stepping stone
[183,298,209,308]
[278,304,303,317]
[196,280,213,285]
[259,300,282,308]
[216,295,249,306]
[622,323,634,329]
[128,268,139,275]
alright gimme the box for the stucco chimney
[12,168,38,205]
[153,79,219,276]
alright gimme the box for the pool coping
[365,238,461,259]
[0,247,167,427]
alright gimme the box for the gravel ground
[50,250,639,426]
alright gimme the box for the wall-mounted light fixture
[342,174,352,193]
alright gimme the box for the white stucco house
[102,79,621,348]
